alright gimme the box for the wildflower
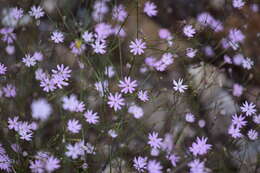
[185,113,195,123]
[198,119,206,128]
[45,156,60,172]
[144,1,158,17]
[242,57,254,70]
[2,84,16,97]
[161,53,174,65]
[30,159,44,173]
[228,125,243,138]
[133,156,147,172]
[11,7,24,20]
[128,105,144,119]
[95,23,113,39]
[91,39,106,54]
[148,132,163,149]
[65,143,83,159]
[29,6,45,19]
[229,28,245,44]
[104,66,115,78]
[189,136,212,156]
[8,116,20,131]
[158,28,171,39]
[0,63,7,75]
[233,54,244,65]
[108,129,118,138]
[107,92,125,111]
[67,119,82,134]
[95,80,108,96]
[0,144,12,172]
[33,52,44,61]
[188,159,207,173]
[197,12,213,26]
[183,25,196,38]
[204,46,215,57]
[82,31,94,43]
[186,48,197,58]
[240,101,256,116]
[112,5,128,22]
[51,31,64,43]
[167,154,180,167]
[52,64,71,88]
[147,160,162,173]
[129,39,146,55]
[248,129,258,140]
[231,114,247,128]
[232,83,243,97]
[70,41,86,55]
[138,90,149,102]
[34,68,47,81]
[233,0,245,9]
[173,78,188,93]
[40,77,56,92]
[118,77,138,94]
[31,98,52,121]
[0,27,16,44]
[22,54,36,67]
[84,110,99,124]
[253,115,260,124]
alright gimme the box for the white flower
[173,78,188,93]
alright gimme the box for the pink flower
[144,1,158,17]
[29,6,45,19]
[129,39,146,55]
[133,156,147,172]
[107,92,125,111]
[189,136,212,156]
[67,119,82,134]
[148,132,163,149]
[51,31,64,43]
[183,25,196,38]
[118,77,138,94]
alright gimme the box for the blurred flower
[31,98,52,121]
[144,1,158,17]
